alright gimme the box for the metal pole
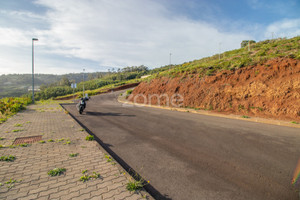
[83,69,85,98]
[32,38,38,103]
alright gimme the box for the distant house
[141,75,151,79]
[28,86,40,91]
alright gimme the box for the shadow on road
[85,111,135,117]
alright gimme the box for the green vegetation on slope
[0,73,107,98]
[0,97,31,123]
[153,36,300,79]
[31,65,149,100]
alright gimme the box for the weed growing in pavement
[14,123,22,127]
[104,154,113,162]
[8,145,16,148]
[69,153,79,157]
[81,146,86,148]
[39,140,46,144]
[62,139,71,145]
[0,155,16,162]
[79,170,101,182]
[104,154,116,165]
[1,179,22,189]
[242,115,250,118]
[0,137,4,140]
[0,145,4,149]
[79,129,85,132]
[48,139,54,142]
[56,138,65,142]
[79,174,90,182]
[26,121,31,123]
[291,121,299,124]
[126,179,146,192]
[12,129,23,132]
[85,135,94,141]
[48,168,66,176]
[18,143,30,147]
[64,140,71,145]
[126,168,150,192]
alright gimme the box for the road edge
[59,103,162,200]
[118,93,300,129]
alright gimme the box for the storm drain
[13,135,42,145]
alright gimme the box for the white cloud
[265,18,300,38]
[0,0,260,74]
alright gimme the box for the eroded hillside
[129,57,300,121]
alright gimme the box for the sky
[0,0,299,75]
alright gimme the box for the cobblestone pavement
[0,102,150,200]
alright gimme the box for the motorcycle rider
[76,97,87,114]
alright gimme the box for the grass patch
[0,137,4,140]
[14,123,23,127]
[48,168,66,176]
[18,143,30,147]
[126,89,133,97]
[291,121,299,124]
[39,140,46,144]
[79,170,101,182]
[56,138,65,142]
[1,179,22,189]
[242,115,250,118]
[85,135,94,141]
[12,129,23,132]
[69,153,79,157]
[63,140,71,145]
[126,179,145,192]
[48,139,54,142]
[104,154,113,162]
[0,155,16,162]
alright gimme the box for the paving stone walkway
[0,102,149,200]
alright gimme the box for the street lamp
[32,38,38,104]
[82,68,85,98]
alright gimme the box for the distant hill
[0,72,106,98]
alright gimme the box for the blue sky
[0,0,299,75]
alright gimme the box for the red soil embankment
[129,58,300,121]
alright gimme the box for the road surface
[63,91,300,200]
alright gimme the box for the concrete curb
[60,103,154,200]
[118,94,300,129]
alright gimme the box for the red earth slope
[129,58,300,121]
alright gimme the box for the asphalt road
[63,91,300,200]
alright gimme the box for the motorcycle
[77,98,87,114]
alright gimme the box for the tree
[59,76,71,87]
[241,40,256,48]
[88,73,94,80]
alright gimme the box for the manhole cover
[13,136,42,145]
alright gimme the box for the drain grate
[13,135,42,145]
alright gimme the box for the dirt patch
[129,58,300,121]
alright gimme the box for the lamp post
[32,38,38,104]
[82,68,85,98]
